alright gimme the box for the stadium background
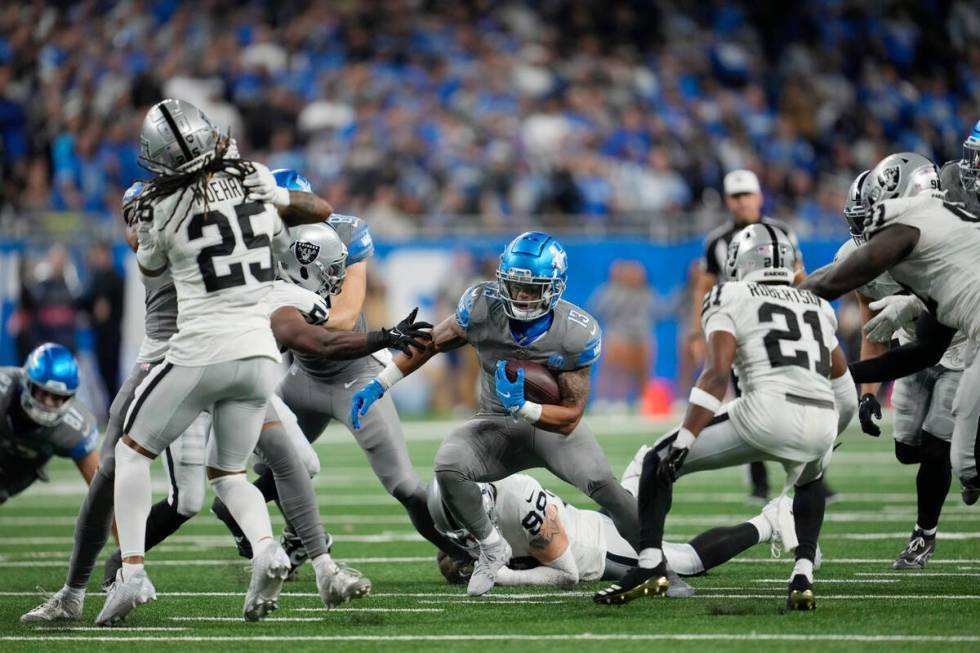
[4,0,978,418]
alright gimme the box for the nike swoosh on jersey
[344,380,358,389]
[499,392,511,399]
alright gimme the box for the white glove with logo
[241,161,290,208]
[864,295,924,343]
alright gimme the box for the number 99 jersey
[701,281,838,402]
[864,193,980,344]
[137,170,284,367]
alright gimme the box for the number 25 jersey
[138,171,283,366]
[701,281,838,403]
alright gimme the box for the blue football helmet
[121,181,146,226]
[272,168,313,193]
[959,120,980,192]
[21,343,79,426]
[496,231,568,321]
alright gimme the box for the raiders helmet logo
[879,165,900,192]
[293,241,320,265]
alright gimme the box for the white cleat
[316,562,372,608]
[243,543,290,622]
[467,534,512,597]
[95,569,157,627]
[21,587,83,623]
[762,495,798,557]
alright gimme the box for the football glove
[239,161,290,208]
[379,307,432,356]
[657,445,689,484]
[858,393,882,437]
[864,295,923,344]
[495,360,526,414]
[351,380,385,430]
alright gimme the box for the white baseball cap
[723,169,761,195]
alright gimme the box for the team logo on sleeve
[293,241,320,265]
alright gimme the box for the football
[505,359,561,405]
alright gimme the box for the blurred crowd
[1,1,979,237]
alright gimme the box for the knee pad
[895,441,923,465]
[173,479,205,517]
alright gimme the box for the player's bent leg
[951,353,980,504]
[787,466,826,612]
[895,431,951,569]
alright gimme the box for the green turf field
[1,415,978,652]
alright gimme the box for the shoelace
[770,528,784,559]
[906,536,926,554]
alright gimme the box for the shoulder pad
[327,215,374,264]
[60,403,99,460]
[0,368,20,396]
[864,195,943,237]
[455,282,496,331]
[558,303,602,367]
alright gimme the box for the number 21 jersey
[138,171,283,366]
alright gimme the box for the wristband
[516,401,543,423]
[689,387,722,413]
[376,362,405,391]
[674,427,696,450]
[272,186,291,208]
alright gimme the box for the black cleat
[786,574,815,611]
[211,499,253,559]
[893,529,936,569]
[593,562,670,605]
[282,523,309,580]
[962,477,980,506]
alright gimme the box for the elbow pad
[832,368,858,435]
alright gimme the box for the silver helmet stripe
[158,102,194,163]
[762,223,781,268]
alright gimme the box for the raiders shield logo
[293,241,320,265]
[879,165,900,192]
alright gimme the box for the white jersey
[864,192,980,344]
[835,237,969,370]
[137,171,284,367]
[267,280,329,326]
[492,474,606,582]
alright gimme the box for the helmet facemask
[960,138,980,193]
[496,269,564,321]
[20,380,74,427]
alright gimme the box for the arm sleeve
[831,368,857,435]
[848,311,956,383]
[454,283,490,336]
[494,547,579,588]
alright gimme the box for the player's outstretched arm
[495,504,579,588]
[239,162,331,226]
[279,190,333,225]
[848,311,955,384]
[350,314,468,429]
[799,225,918,299]
[272,306,432,361]
[74,450,100,485]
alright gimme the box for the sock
[312,553,336,577]
[61,585,85,602]
[916,524,938,537]
[747,514,772,542]
[916,432,951,532]
[688,523,760,570]
[792,557,814,581]
[210,473,273,551]
[144,500,192,552]
[479,529,501,546]
[792,477,826,563]
[113,441,154,560]
[638,547,664,569]
[121,561,144,580]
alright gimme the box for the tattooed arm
[494,503,579,588]
[533,366,591,435]
[278,190,333,226]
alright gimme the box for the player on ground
[427,468,795,590]
[213,188,472,574]
[350,231,640,597]
[595,224,857,610]
[834,170,966,569]
[1,344,99,505]
[801,152,980,506]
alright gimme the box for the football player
[801,152,980,506]
[939,120,980,215]
[216,177,474,575]
[595,224,857,610]
[351,231,640,597]
[833,170,966,569]
[1,344,99,505]
[427,469,795,590]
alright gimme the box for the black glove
[657,445,689,484]
[381,307,433,355]
[858,393,882,437]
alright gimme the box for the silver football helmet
[426,478,497,558]
[842,170,870,237]
[279,223,348,298]
[725,223,797,285]
[139,99,223,175]
[861,152,940,215]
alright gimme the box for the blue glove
[495,360,526,415]
[351,380,385,430]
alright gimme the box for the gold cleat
[786,574,816,611]
[593,565,670,605]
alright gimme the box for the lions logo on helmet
[497,232,569,321]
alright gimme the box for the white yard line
[291,607,445,613]
[31,627,188,631]
[751,579,898,584]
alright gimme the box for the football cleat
[763,495,798,557]
[243,542,290,622]
[281,523,308,580]
[466,534,512,596]
[21,587,83,623]
[95,568,157,626]
[786,573,815,611]
[962,477,980,506]
[593,562,670,605]
[316,561,372,608]
[211,499,253,560]
[664,565,695,598]
[893,529,936,569]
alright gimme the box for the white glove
[241,161,290,208]
[864,295,924,343]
